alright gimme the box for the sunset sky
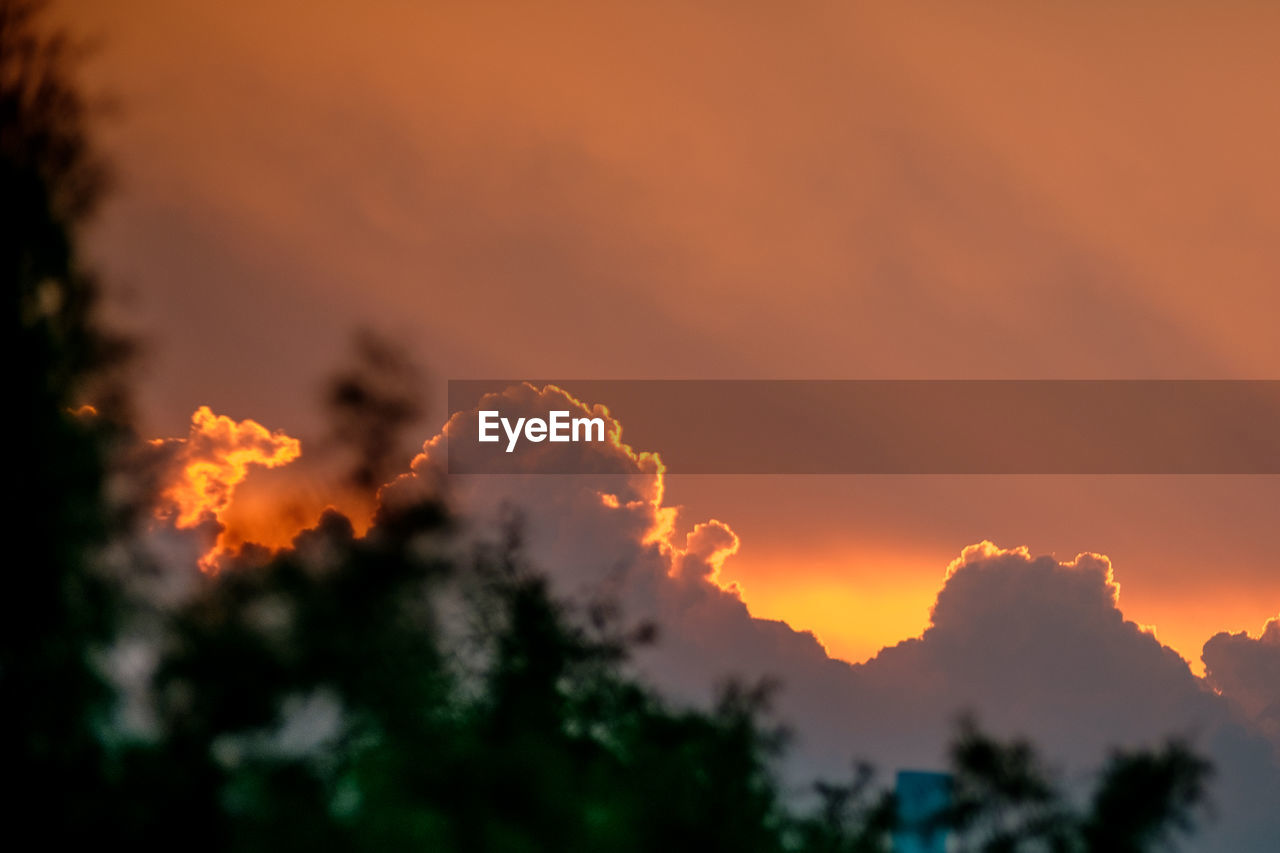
[61,0,1280,683]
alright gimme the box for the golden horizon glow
[719,540,1239,677]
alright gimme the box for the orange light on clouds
[145,398,1268,677]
[724,538,1248,676]
[1121,594,1280,678]
[154,406,302,567]
[217,469,375,553]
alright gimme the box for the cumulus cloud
[1203,617,1280,743]
[385,383,1280,852]
[877,546,1278,852]
[845,544,1211,763]
[146,406,302,569]
[138,386,1277,849]
[153,406,302,527]
[381,384,834,691]
[673,521,739,584]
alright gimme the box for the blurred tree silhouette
[945,717,1212,853]
[325,330,424,492]
[4,0,130,840]
[5,1,1214,850]
[1082,741,1212,853]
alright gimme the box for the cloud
[135,387,1277,848]
[386,383,1280,851]
[382,383,835,690]
[847,543,1210,762]
[149,406,302,568]
[673,521,739,584]
[1203,617,1280,742]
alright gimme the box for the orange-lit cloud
[124,388,1280,847]
[673,520,739,587]
[152,406,301,567]
[399,382,740,594]
[216,470,375,555]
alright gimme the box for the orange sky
[63,0,1280,674]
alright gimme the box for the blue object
[894,770,951,853]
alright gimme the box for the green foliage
[134,507,805,852]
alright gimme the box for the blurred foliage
[5,1,1213,850]
[325,330,424,492]
[4,0,130,840]
[944,717,1212,853]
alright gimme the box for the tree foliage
[945,717,1212,853]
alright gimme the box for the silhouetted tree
[4,0,130,841]
[789,763,896,853]
[326,330,424,491]
[1082,742,1212,853]
[944,716,1212,853]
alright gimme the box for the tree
[4,0,130,840]
[945,717,1212,853]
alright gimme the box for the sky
[59,3,1280,837]
[63,0,1280,671]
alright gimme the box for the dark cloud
[1203,617,1280,744]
